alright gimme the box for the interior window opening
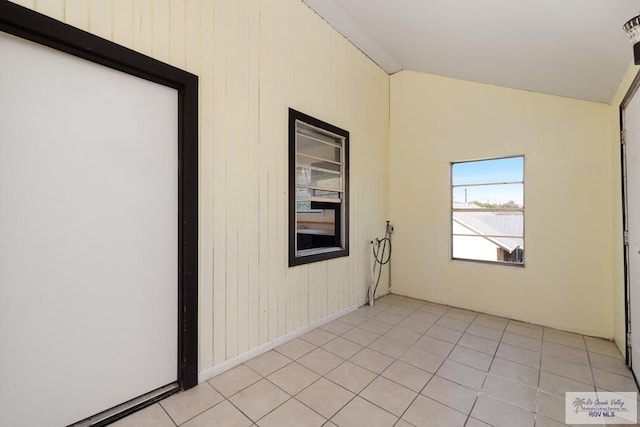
[289,109,349,266]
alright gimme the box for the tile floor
[112,294,639,427]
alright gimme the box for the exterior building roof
[452,203,523,252]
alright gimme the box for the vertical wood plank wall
[14,0,390,373]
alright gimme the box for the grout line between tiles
[158,401,179,427]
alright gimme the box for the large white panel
[0,32,178,426]
[625,88,640,380]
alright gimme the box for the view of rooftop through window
[451,156,524,265]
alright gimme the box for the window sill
[451,257,526,268]
[289,247,348,266]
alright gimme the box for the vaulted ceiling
[303,0,640,103]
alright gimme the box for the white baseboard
[197,304,358,383]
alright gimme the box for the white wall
[390,70,614,337]
[12,0,390,374]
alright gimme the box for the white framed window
[451,156,525,266]
[289,109,349,266]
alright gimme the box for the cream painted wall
[13,0,632,371]
[12,0,390,374]
[389,70,613,337]
[611,63,640,353]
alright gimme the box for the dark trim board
[0,1,199,425]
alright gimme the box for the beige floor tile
[489,357,539,388]
[533,416,567,427]
[324,421,339,427]
[373,297,394,306]
[408,310,441,324]
[208,364,262,397]
[375,311,406,326]
[387,302,422,315]
[385,305,417,317]
[444,308,478,322]
[356,305,383,318]
[321,320,354,336]
[378,294,403,303]
[160,383,224,425]
[245,351,291,376]
[360,376,417,416]
[543,329,585,350]
[419,303,449,316]
[384,326,421,345]
[592,368,639,392]
[536,391,566,423]
[400,346,447,373]
[471,394,534,427]
[110,403,175,427]
[298,348,344,375]
[399,317,433,334]
[495,343,540,369]
[507,319,542,330]
[342,327,380,346]
[464,417,492,427]
[322,337,363,359]
[436,316,471,332]
[276,338,317,360]
[458,334,499,355]
[421,375,478,414]
[402,395,467,427]
[228,379,290,422]
[381,360,432,392]
[481,374,537,411]
[325,361,377,393]
[339,311,370,326]
[412,336,455,358]
[541,341,589,366]
[538,371,594,397]
[585,337,624,359]
[296,378,354,418]
[267,362,320,395]
[359,318,394,335]
[472,314,508,331]
[465,324,503,341]
[368,335,412,359]
[448,346,493,372]
[257,398,325,427]
[436,360,486,390]
[501,332,541,352]
[425,325,464,344]
[393,419,416,427]
[505,323,543,339]
[541,354,593,384]
[350,348,395,374]
[301,328,338,347]
[589,352,633,377]
[331,396,397,427]
[181,400,253,427]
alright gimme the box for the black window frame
[288,108,349,266]
[450,155,525,267]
